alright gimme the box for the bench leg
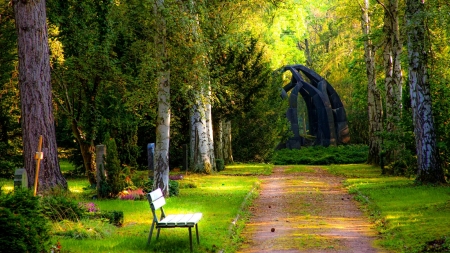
[189,227,193,253]
[147,221,155,245]
[195,224,200,244]
[156,227,161,240]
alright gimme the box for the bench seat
[147,188,202,252]
[159,213,203,227]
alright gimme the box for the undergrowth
[271,144,368,165]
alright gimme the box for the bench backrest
[147,188,166,222]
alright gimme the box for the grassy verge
[56,166,260,253]
[325,164,450,253]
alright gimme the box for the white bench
[147,188,202,252]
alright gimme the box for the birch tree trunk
[153,0,171,196]
[13,0,67,191]
[190,89,213,173]
[361,0,383,165]
[406,0,445,183]
[188,0,215,173]
[381,0,403,163]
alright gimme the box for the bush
[0,189,51,252]
[98,137,125,198]
[216,159,225,171]
[271,145,369,165]
[41,194,85,222]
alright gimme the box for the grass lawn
[56,165,263,253]
[3,161,450,252]
[325,164,450,253]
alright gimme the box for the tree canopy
[2,0,450,185]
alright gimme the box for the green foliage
[0,189,51,253]
[104,137,124,197]
[97,137,126,199]
[169,180,179,197]
[52,219,117,240]
[271,145,369,165]
[41,194,84,222]
[216,159,225,171]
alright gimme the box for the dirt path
[238,166,387,253]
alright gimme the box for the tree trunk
[205,85,215,170]
[361,0,383,165]
[382,0,403,163]
[223,120,233,164]
[13,0,67,192]
[214,118,224,161]
[188,0,215,173]
[71,120,96,185]
[406,0,445,183]
[190,88,214,173]
[153,0,171,196]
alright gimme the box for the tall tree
[12,0,67,191]
[153,0,171,196]
[378,0,403,164]
[361,0,383,165]
[188,0,215,173]
[406,0,445,183]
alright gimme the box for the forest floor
[237,166,390,253]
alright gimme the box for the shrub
[98,137,125,198]
[169,180,179,196]
[216,159,225,171]
[271,145,369,165]
[41,194,85,222]
[52,219,116,239]
[0,189,51,252]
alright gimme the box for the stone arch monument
[280,65,350,149]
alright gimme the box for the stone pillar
[14,168,28,189]
[96,144,106,190]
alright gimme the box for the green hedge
[271,145,368,165]
[0,189,51,252]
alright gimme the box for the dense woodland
[1,0,450,194]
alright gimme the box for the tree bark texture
[190,89,214,173]
[188,0,215,173]
[71,120,96,185]
[381,0,403,163]
[205,85,215,170]
[406,0,445,183]
[13,0,67,191]
[223,120,233,164]
[214,119,224,160]
[382,0,403,134]
[362,0,383,165]
[153,0,171,196]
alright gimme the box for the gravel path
[238,166,388,253]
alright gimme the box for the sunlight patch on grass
[323,163,450,252]
[220,163,273,175]
[285,165,315,173]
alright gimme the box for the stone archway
[280,65,350,149]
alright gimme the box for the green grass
[60,159,75,173]
[324,164,450,253]
[284,165,316,173]
[218,163,273,175]
[57,165,260,253]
